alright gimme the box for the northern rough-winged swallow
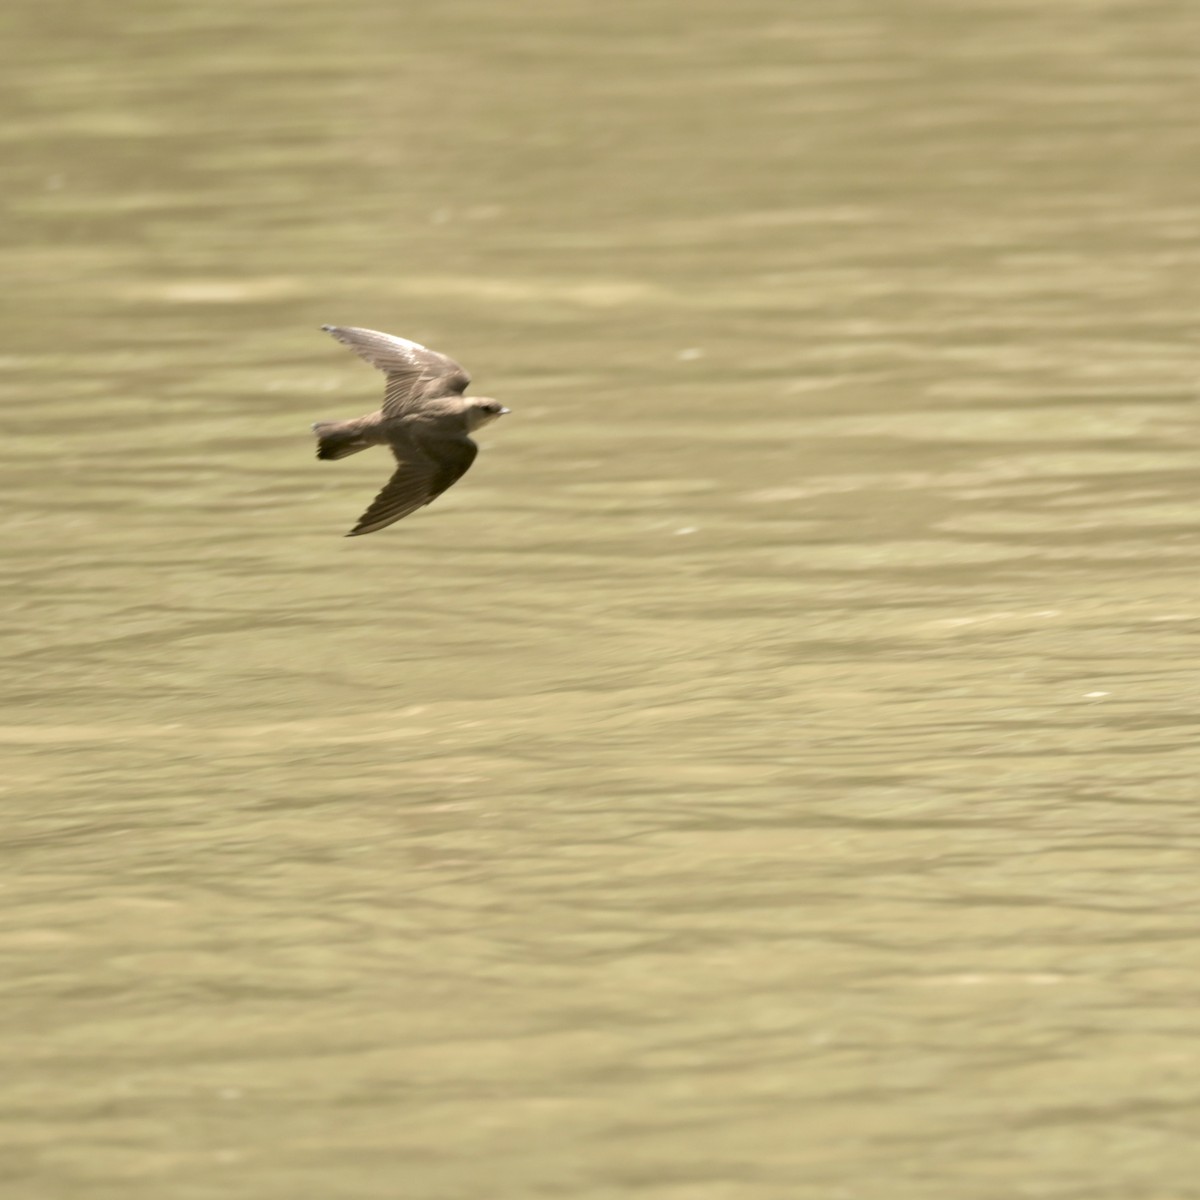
[312,325,509,537]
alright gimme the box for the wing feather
[345,435,479,537]
[346,463,436,536]
[322,325,470,415]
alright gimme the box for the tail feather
[312,420,370,461]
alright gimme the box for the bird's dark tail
[312,420,370,461]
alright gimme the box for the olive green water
[2,1,1199,1196]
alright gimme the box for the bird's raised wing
[346,434,478,537]
[321,325,471,415]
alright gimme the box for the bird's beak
[498,407,511,415]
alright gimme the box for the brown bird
[312,325,509,536]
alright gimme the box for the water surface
[2,1,1198,1196]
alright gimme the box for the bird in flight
[312,325,509,536]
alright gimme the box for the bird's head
[463,397,510,432]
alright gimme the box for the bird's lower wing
[346,460,438,537]
[345,436,477,537]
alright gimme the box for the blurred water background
[2,1,1198,1196]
